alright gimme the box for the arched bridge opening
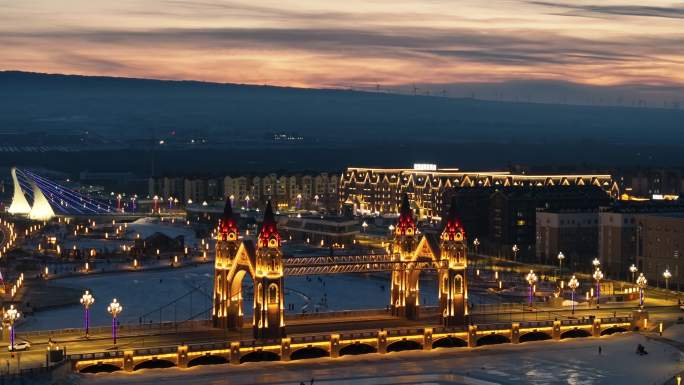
[432,336,467,349]
[291,346,329,360]
[188,354,229,367]
[133,359,176,371]
[240,350,280,364]
[79,363,122,374]
[339,342,377,356]
[387,339,422,352]
[519,331,552,343]
[601,326,628,336]
[476,334,510,346]
[561,328,592,339]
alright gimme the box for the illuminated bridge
[8,167,116,220]
[283,253,439,275]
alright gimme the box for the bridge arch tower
[253,201,286,339]
[212,198,244,329]
[438,200,468,326]
[212,199,286,339]
[390,194,419,318]
[390,195,468,326]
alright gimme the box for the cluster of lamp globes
[79,290,123,341]
[524,254,658,310]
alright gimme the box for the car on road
[8,341,30,351]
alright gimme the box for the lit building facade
[598,200,684,280]
[536,210,599,270]
[149,172,338,211]
[339,165,618,220]
[636,213,684,290]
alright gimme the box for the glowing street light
[568,275,579,314]
[80,290,95,336]
[663,268,672,290]
[473,238,480,255]
[629,264,638,282]
[526,270,537,307]
[593,268,603,307]
[592,258,601,268]
[4,305,20,351]
[388,224,395,233]
[107,299,123,344]
[512,244,519,261]
[636,273,648,308]
[557,251,565,277]
[362,221,368,232]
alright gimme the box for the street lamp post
[568,275,579,315]
[557,251,565,277]
[593,268,603,308]
[592,258,601,269]
[361,221,368,233]
[629,264,638,283]
[526,270,537,307]
[663,268,672,290]
[636,273,647,309]
[107,299,123,345]
[473,238,480,255]
[512,244,519,262]
[80,290,95,337]
[4,305,20,351]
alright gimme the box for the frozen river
[22,263,441,331]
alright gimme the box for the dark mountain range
[1,71,682,145]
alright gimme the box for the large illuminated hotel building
[339,164,619,220]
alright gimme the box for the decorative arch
[454,275,463,294]
[268,283,279,304]
[214,241,259,330]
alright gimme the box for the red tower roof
[258,201,281,247]
[219,197,239,240]
[442,199,465,241]
[395,194,416,236]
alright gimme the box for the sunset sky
[2,0,683,102]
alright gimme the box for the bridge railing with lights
[283,254,443,275]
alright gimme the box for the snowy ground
[125,218,199,247]
[21,264,440,331]
[663,324,684,344]
[73,333,684,385]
